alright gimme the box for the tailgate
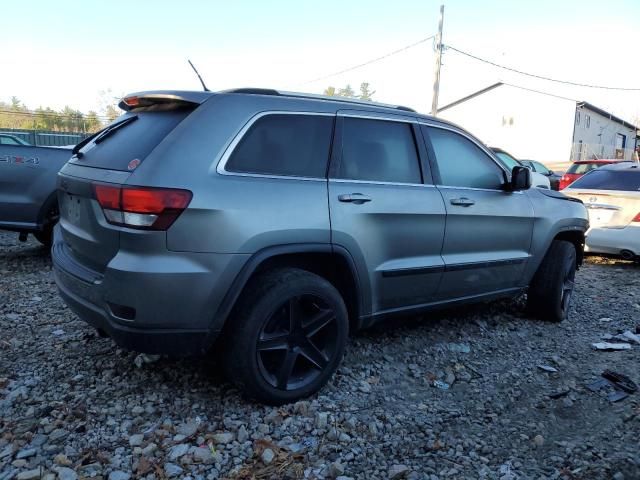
[57,165,130,272]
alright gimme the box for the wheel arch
[211,244,368,338]
[36,190,59,231]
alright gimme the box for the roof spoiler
[118,90,212,111]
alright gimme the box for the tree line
[0,96,120,134]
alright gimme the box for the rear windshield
[69,109,192,171]
[569,169,640,191]
[566,162,607,175]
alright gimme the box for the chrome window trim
[330,178,435,188]
[438,185,523,194]
[337,112,418,123]
[216,111,335,180]
[418,121,517,192]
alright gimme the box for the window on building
[575,112,580,125]
[425,127,505,190]
[336,118,422,184]
[226,114,334,178]
[615,133,627,149]
[586,115,590,128]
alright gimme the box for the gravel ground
[1,231,639,480]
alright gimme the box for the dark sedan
[520,160,562,190]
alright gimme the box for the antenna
[188,59,210,92]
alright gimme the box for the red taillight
[122,96,140,107]
[633,213,640,223]
[92,183,192,230]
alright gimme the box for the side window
[425,127,504,190]
[336,117,422,184]
[226,114,334,178]
[0,136,19,145]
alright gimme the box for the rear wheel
[527,240,577,322]
[34,203,59,247]
[223,268,348,405]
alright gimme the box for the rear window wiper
[71,115,138,159]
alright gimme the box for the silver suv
[52,89,588,404]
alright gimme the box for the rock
[212,432,234,444]
[131,406,145,415]
[16,470,42,480]
[316,412,328,429]
[168,443,189,461]
[129,434,144,447]
[108,471,131,480]
[53,454,72,466]
[48,429,68,442]
[533,435,545,447]
[336,477,354,480]
[16,448,37,459]
[141,443,157,456]
[237,425,249,443]
[192,447,215,465]
[358,381,372,393]
[261,448,275,465]
[388,465,409,479]
[54,467,77,480]
[329,461,345,477]
[447,343,471,353]
[0,444,14,458]
[613,472,624,480]
[164,463,183,478]
[177,420,199,437]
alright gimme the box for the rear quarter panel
[0,145,72,230]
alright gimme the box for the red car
[559,160,629,190]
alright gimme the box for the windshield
[569,169,640,191]
[530,161,550,174]
[494,152,520,170]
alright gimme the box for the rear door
[328,112,446,314]
[421,125,534,299]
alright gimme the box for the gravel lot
[1,231,639,480]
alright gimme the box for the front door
[422,125,534,299]
[329,114,446,314]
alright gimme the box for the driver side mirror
[509,166,532,191]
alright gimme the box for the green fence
[0,128,89,146]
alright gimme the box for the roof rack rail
[222,88,416,113]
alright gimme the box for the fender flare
[208,243,369,339]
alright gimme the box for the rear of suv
[53,89,588,404]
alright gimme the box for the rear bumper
[54,265,211,355]
[51,227,247,355]
[586,225,640,256]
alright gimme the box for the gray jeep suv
[52,89,588,404]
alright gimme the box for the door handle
[450,197,475,207]
[338,193,372,204]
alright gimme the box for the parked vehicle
[490,148,551,189]
[52,89,588,404]
[0,133,31,146]
[559,159,627,190]
[0,143,73,245]
[563,162,640,261]
[520,160,562,190]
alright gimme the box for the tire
[34,224,54,247]
[223,268,349,405]
[527,240,577,322]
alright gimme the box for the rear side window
[226,114,334,178]
[336,118,422,184]
[566,163,601,175]
[569,169,640,191]
[0,136,20,145]
[71,110,193,171]
[426,127,504,190]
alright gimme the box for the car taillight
[93,183,192,230]
[559,176,570,190]
[633,212,640,223]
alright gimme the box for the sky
[1,0,639,124]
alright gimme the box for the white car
[563,162,640,261]
[490,148,551,189]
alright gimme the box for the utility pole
[431,5,444,116]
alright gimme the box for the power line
[301,35,435,86]
[446,45,640,92]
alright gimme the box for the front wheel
[223,268,349,405]
[527,240,577,322]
